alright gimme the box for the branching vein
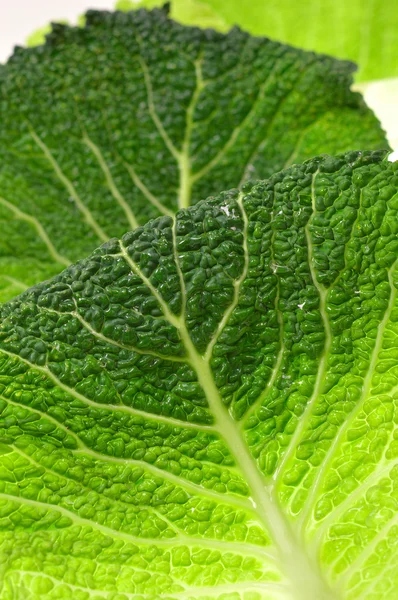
[12,445,182,537]
[30,129,108,242]
[0,347,213,433]
[138,56,181,162]
[178,54,206,209]
[273,170,332,490]
[204,193,249,361]
[0,492,268,557]
[124,162,173,217]
[0,196,71,267]
[82,134,139,229]
[302,256,398,529]
[240,206,285,427]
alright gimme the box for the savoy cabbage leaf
[0,8,388,303]
[0,150,397,599]
[119,0,398,82]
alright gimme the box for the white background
[0,0,114,62]
[0,0,397,156]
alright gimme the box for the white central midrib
[180,326,337,600]
[177,56,205,210]
[119,233,337,598]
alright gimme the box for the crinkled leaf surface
[121,0,398,82]
[0,8,388,303]
[0,150,397,599]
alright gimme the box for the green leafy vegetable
[120,0,398,82]
[25,17,86,48]
[0,8,388,303]
[0,150,397,599]
[25,24,53,48]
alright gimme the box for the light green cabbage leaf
[0,150,397,599]
[0,8,387,303]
